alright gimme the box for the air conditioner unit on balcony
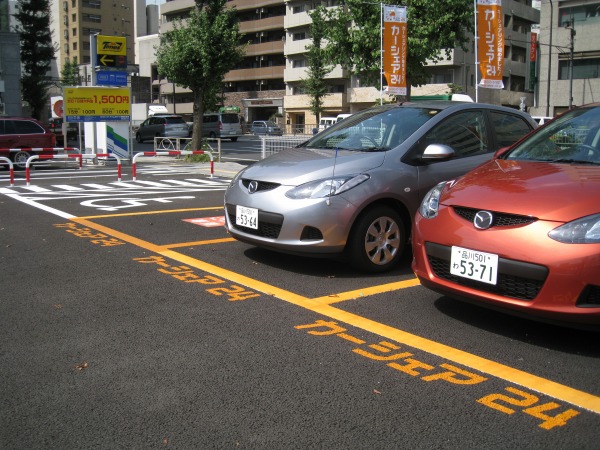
[260,8,265,13]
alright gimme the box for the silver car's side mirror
[422,144,455,160]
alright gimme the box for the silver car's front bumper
[224,180,359,255]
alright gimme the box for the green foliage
[301,7,334,122]
[321,0,474,91]
[13,0,55,119]
[155,0,246,151]
[61,58,81,87]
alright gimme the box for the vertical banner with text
[477,0,504,89]
[529,32,538,92]
[382,5,408,96]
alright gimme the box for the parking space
[2,163,600,445]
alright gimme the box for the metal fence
[259,135,312,158]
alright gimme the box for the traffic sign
[97,70,128,86]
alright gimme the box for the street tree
[13,0,55,119]
[61,57,81,87]
[302,6,334,127]
[318,0,474,99]
[155,0,246,150]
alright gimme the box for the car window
[304,106,435,151]
[506,106,600,163]
[221,114,239,124]
[424,111,488,157]
[13,120,44,134]
[166,117,186,124]
[489,112,533,148]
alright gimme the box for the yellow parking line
[164,238,236,249]
[311,278,421,304]
[70,217,600,415]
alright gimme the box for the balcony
[240,16,284,33]
[284,65,348,83]
[284,93,346,109]
[224,65,284,82]
[245,40,285,57]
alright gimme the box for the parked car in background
[251,120,283,136]
[319,117,337,130]
[202,112,243,141]
[412,103,600,328]
[224,101,536,273]
[48,117,78,145]
[0,117,56,170]
[135,114,189,143]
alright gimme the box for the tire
[346,206,405,273]
[11,150,31,171]
[136,133,143,143]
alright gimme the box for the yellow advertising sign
[97,35,127,56]
[63,86,131,122]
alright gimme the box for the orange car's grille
[577,285,600,307]
[424,243,548,301]
[453,207,537,227]
[428,255,544,300]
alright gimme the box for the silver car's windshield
[505,106,600,165]
[299,105,438,152]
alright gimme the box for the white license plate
[236,205,258,229]
[450,246,498,285]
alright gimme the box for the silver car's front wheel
[346,206,405,273]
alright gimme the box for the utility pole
[565,20,576,109]
[545,0,553,117]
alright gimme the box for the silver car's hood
[239,147,386,185]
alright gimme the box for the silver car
[224,102,536,273]
[135,114,189,143]
[251,120,283,136]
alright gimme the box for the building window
[293,32,306,41]
[559,3,600,26]
[559,58,600,80]
[83,0,102,8]
[72,13,76,22]
[293,5,304,13]
[73,42,77,51]
[83,14,101,23]
[292,59,306,68]
[72,28,77,36]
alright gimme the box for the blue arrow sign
[97,70,128,86]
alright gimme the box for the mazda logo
[474,211,494,230]
[248,180,259,194]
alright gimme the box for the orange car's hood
[442,159,600,221]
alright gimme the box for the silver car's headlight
[548,213,600,244]
[418,181,447,219]
[285,174,370,199]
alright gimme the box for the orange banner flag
[382,5,408,96]
[477,0,504,89]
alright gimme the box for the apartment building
[150,0,542,129]
[157,0,286,122]
[531,0,600,117]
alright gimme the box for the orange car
[412,104,600,329]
